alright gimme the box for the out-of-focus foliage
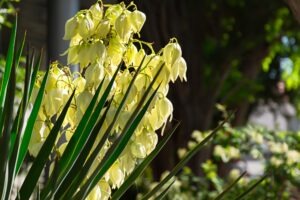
[178,0,300,108]
[0,0,24,98]
[0,0,19,28]
[138,107,300,200]
[199,1,299,106]
[262,8,300,90]
[0,55,25,96]
[161,125,300,199]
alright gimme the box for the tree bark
[285,0,300,23]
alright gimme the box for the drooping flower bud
[108,162,125,189]
[163,42,182,66]
[131,142,147,158]
[44,89,69,116]
[171,56,187,82]
[170,59,179,82]
[63,16,79,40]
[29,120,46,157]
[115,12,132,43]
[67,45,79,65]
[129,10,146,33]
[73,76,86,93]
[85,62,105,90]
[86,185,101,200]
[95,19,110,39]
[107,37,126,67]
[77,12,95,39]
[105,4,123,25]
[133,48,146,67]
[177,57,187,82]
[78,41,106,68]
[135,131,158,155]
[78,44,91,68]
[98,180,111,200]
[76,90,93,113]
[124,43,138,66]
[90,2,103,20]
[119,147,136,175]
[92,41,107,64]
[158,97,173,123]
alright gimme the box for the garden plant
[0,1,271,199]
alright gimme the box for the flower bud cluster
[28,1,187,199]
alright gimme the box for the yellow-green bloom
[129,10,146,33]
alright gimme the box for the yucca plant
[0,1,266,200]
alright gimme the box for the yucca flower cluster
[28,1,187,199]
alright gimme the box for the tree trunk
[285,0,300,23]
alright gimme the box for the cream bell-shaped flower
[115,11,133,43]
[45,65,63,91]
[132,48,146,67]
[73,76,86,93]
[85,62,105,90]
[131,141,147,159]
[107,36,126,67]
[138,131,158,154]
[28,120,44,157]
[75,90,93,123]
[98,180,111,200]
[58,142,68,156]
[29,121,53,157]
[67,45,79,65]
[177,57,187,82]
[77,12,95,39]
[117,110,131,131]
[115,70,138,104]
[177,148,187,159]
[119,146,136,175]
[129,10,146,33]
[63,97,77,128]
[105,4,123,25]
[157,97,173,123]
[66,34,83,64]
[94,19,110,39]
[78,41,106,69]
[44,89,69,117]
[108,162,125,189]
[78,45,90,67]
[76,90,93,112]
[124,42,138,66]
[152,63,171,92]
[86,185,101,200]
[170,60,179,83]
[163,42,182,67]
[191,130,204,143]
[134,73,149,92]
[89,2,103,21]
[147,107,160,130]
[171,57,187,82]
[63,16,79,40]
[93,41,107,64]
